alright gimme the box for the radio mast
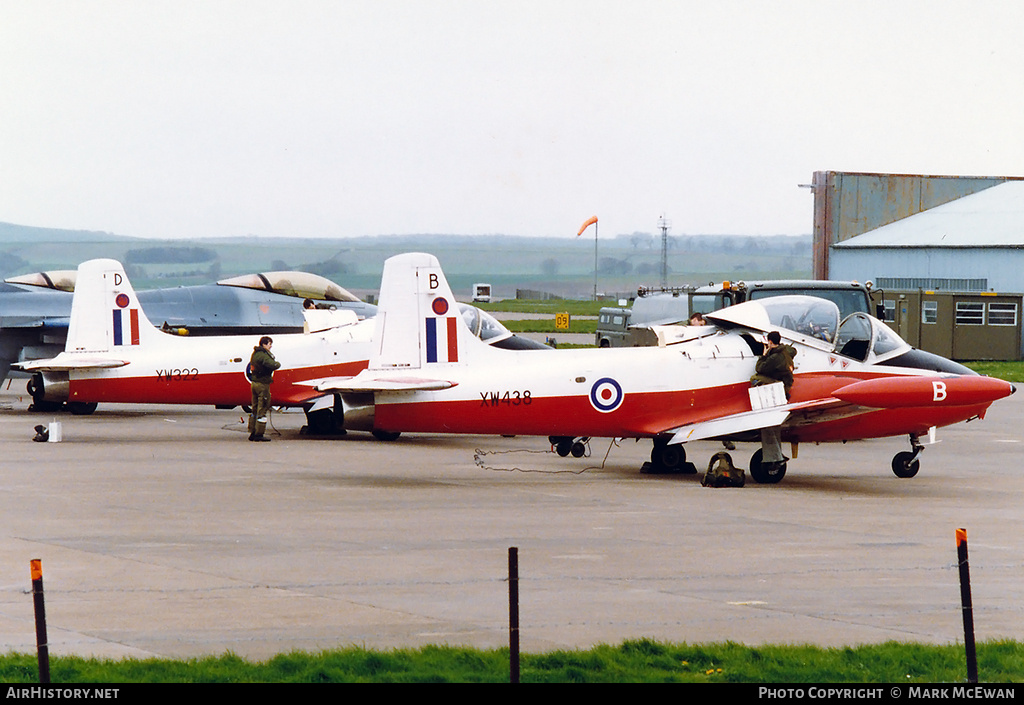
[658,215,671,287]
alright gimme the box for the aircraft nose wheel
[891,435,923,478]
[891,451,921,478]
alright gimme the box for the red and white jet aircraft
[314,252,1015,483]
[16,258,545,435]
[17,258,376,432]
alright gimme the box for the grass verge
[476,299,606,316]
[2,640,1023,683]
[963,361,1024,383]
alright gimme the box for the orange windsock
[577,215,598,237]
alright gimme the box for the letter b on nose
[932,381,947,402]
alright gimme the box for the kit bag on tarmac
[701,451,745,488]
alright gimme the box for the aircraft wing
[299,374,458,393]
[14,354,129,372]
[667,408,791,444]
[665,397,861,445]
[0,316,70,329]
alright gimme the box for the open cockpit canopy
[707,294,917,364]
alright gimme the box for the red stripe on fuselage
[374,369,999,441]
[376,382,756,438]
[68,361,368,406]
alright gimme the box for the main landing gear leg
[891,434,924,478]
[643,436,697,474]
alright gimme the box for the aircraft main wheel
[67,401,98,416]
[749,449,787,484]
[555,439,572,457]
[372,429,401,442]
[570,441,587,458]
[891,451,921,478]
[304,408,344,435]
[650,441,685,472]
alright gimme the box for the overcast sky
[2,1,1022,241]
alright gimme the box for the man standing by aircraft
[751,331,797,472]
[248,336,280,442]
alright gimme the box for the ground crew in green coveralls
[751,330,797,470]
[248,336,281,442]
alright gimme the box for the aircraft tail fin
[65,259,161,354]
[370,253,477,371]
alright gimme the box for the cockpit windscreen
[759,296,840,343]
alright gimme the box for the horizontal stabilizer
[15,354,129,372]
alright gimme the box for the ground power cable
[473,437,624,475]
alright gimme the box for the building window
[922,301,938,324]
[988,302,1018,326]
[955,302,985,325]
[881,300,896,323]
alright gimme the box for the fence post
[956,528,978,684]
[509,546,519,684]
[31,559,50,684]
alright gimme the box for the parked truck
[595,279,877,347]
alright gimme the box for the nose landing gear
[891,434,924,478]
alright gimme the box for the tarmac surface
[0,384,1021,660]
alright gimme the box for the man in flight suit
[248,336,281,442]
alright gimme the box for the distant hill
[0,221,137,243]
[0,221,811,299]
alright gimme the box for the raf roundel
[432,297,449,316]
[589,377,624,413]
[115,293,131,309]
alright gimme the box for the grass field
[963,361,1024,383]
[3,640,1022,683]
